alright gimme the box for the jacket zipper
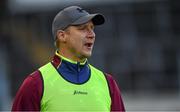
[77,62,80,83]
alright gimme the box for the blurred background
[0,0,180,111]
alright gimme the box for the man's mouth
[84,43,93,49]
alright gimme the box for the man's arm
[105,74,125,111]
[11,70,43,111]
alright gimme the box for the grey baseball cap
[52,6,105,40]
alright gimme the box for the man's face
[63,21,95,60]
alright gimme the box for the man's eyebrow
[77,24,85,27]
[74,24,86,29]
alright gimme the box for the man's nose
[87,30,95,39]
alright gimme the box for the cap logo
[76,8,85,13]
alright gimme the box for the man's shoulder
[29,62,51,78]
[88,64,116,83]
[12,70,43,111]
[88,64,103,73]
[27,70,41,79]
[24,70,43,86]
[88,64,113,76]
[104,73,114,81]
[104,73,118,86]
[19,70,43,96]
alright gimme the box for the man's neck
[56,50,87,64]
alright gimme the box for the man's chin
[81,52,92,59]
[85,52,92,57]
[76,52,91,61]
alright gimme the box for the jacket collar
[52,51,88,69]
[55,51,87,65]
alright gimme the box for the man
[12,6,125,111]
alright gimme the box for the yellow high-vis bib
[39,62,111,111]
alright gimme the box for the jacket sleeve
[11,70,43,111]
[105,74,125,112]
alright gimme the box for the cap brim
[71,13,105,26]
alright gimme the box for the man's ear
[56,30,66,42]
